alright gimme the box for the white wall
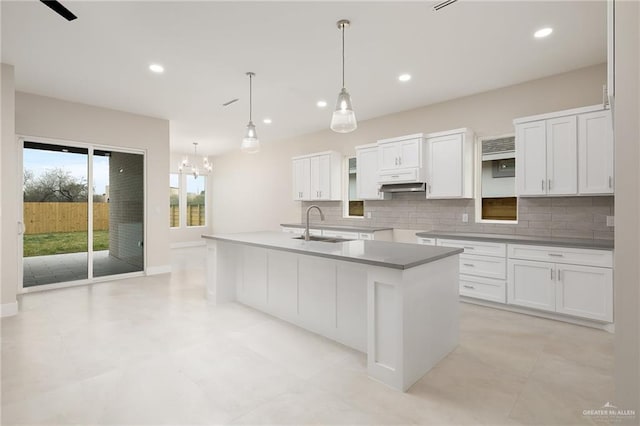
[13,91,171,278]
[1,63,18,316]
[211,64,607,234]
[169,151,213,245]
[613,0,640,415]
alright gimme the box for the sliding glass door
[21,140,144,290]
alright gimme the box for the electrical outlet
[462,213,469,223]
[606,216,614,227]
[366,212,372,219]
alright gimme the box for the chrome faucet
[305,205,325,241]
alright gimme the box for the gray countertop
[203,231,462,270]
[415,231,614,250]
[281,223,393,233]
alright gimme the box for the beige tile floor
[1,247,614,425]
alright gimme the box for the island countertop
[280,223,393,233]
[202,231,462,270]
[415,230,614,250]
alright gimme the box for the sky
[24,149,110,195]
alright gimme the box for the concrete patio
[23,250,142,287]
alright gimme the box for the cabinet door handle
[394,157,398,166]
[463,263,475,267]
[558,269,562,281]
[548,179,552,190]
[551,269,554,280]
[399,157,402,165]
[463,285,475,289]
[428,184,432,194]
[319,190,322,198]
[541,180,545,191]
[548,253,564,257]
[609,176,613,188]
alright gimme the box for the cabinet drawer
[508,244,613,268]
[437,239,506,258]
[417,237,436,246]
[377,169,418,184]
[460,254,506,280]
[322,230,359,239]
[459,275,506,303]
[359,233,374,240]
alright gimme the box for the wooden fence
[170,205,206,227]
[23,202,109,235]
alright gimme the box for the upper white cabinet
[377,134,427,183]
[514,105,613,197]
[578,110,614,194]
[355,144,389,200]
[426,128,474,199]
[292,151,342,201]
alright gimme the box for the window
[169,174,180,228]
[476,136,518,222]
[345,157,364,218]
[186,175,206,227]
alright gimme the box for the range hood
[379,182,426,193]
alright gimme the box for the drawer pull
[463,285,475,289]
[463,246,475,250]
[391,175,399,178]
[548,253,564,257]
[462,263,475,267]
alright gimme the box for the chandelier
[179,142,212,178]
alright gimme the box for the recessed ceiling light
[398,73,412,82]
[317,100,328,108]
[149,63,164,73]
[263,118,272,124]
[534,27,553,38]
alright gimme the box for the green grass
[24,230,109,257]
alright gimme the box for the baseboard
[146,264,172,275]
[461,297,615,333]
[1,301,18,317]
[170,241,206,249]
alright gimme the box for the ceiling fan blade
[40,0,77,21]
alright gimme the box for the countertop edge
[415,231,614,250]
[203,234,463,270]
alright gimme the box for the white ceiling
[2,1,606,156]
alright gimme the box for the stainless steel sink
[293,235,352,243]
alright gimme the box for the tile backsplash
[301,194,614,240]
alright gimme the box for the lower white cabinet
[508,257,613,323]
[507,259,556,312]
[555,264,613,322]
[419,236,614,324]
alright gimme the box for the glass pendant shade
[330,87,357,133]
[241,121,260,154]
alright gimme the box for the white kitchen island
[202,231,462,391]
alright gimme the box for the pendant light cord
[341,23,345,88]
[249,73,253,122]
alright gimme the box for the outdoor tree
[24,168,89,202]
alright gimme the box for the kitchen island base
[205,237,459,391]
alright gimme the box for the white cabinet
[426,129,474,199]
[546,116,578,195]
[355,144,389,200]
[292,158,311,200]
[578,110,614,194]
[377,134,427,184]
[514,105,613,197]
[292,151,342,201]
[555,264,613,322]
[515,121,547,195]
[508,244,613,323]
[515,117,577,196]
[507,259,556,312]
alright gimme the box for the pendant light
[241,72,260,153]
[179,142,212,178]
[330,19,357,133]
